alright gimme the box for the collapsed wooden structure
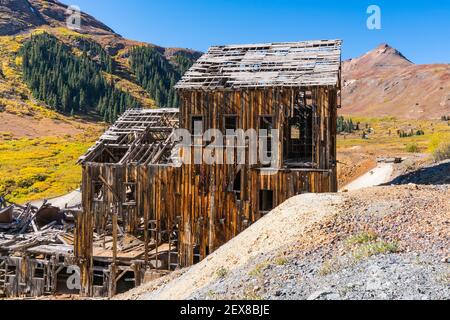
[77,40,342,296]
[77,108,180,296]
[0,199,78,298]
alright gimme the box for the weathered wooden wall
[78,86,338,295]
[0,255,73,297]
[177,87,338,264]
[76,164,181,296]
[178,87,337,171]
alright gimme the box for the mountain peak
[376,43,392,50]
[372,43,412,63]
[343,43,413,77]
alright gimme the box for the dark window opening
[224,115,238,132]
[305,90,313,105]
[191,116,203,134]
[124,183,136,204]
[33,266,45,279]
[232,170,242,198]
[259,190,274,213]
[194,164,201,176]
[191,115,204,151]
[259,116,274,167]
[93,269,105,286]
[7,265,16,274]
[116,271,136,294]
[260,116,274,135]
[93,181,104,202]
[284,106,314,166]
[193,245,201,264]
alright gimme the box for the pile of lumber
[0,196,78,254]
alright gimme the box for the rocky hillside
[0,0,201,203]
[341,44,450,119]
[0,0,201,128]
[0,0,115,36]
[1,0,44,36]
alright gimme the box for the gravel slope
[117,184,449,300]
[117,193,343,300]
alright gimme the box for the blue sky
[71,0,449,64]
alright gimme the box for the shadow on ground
[385,161,450,185]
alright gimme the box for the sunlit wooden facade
[77,40,342,296]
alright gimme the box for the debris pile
[1,199,76,231]
[0,195,163,298]
[0,195,81,298]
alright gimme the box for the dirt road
[342,163,394,191]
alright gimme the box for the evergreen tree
[337,116,357,134]
[129,46,196,108]
[20,33,140,122]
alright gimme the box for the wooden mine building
[76,39,342,296]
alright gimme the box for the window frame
[283,105,316,168]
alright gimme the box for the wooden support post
[144,168,149,268]
[109,203,118,298]
[76,173,94,297]
[132,261,142,287]
[208,164,216,253]
[108,263,117,298]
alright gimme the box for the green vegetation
[345,230,378,245]
[72,37,115,73]
[318,257,346,276]
[353,240,399,259]
[319,231,399,276]
[398,129,424,138]
[171,54,196,76]
[345,231,399,261]
[337,116,450,156]
[0,135,95,204]
[249,262,269,277]
[129,46,196,108]
[242,291,263,300]
[432,143,450,162]
[405,143,419,153]
[337,116,357,134]
[216,267,228,279]
[428,133,450,161]
[20,33,140,122]
[274,256,288,266]
[429,135,450,161]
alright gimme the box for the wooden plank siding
[77,164,181,295]
[77,86,338,295]
[176,87,338,264]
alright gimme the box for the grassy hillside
[0,29,105,204]
[337,116,450,153]
[0,134,96,204]
[0,25,199,204]
[336,116,450,187]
